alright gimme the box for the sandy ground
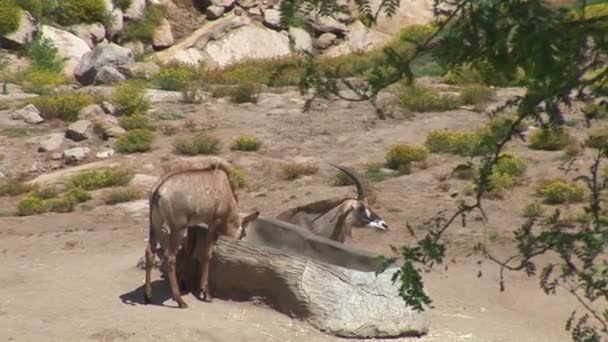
[0,84,593,341]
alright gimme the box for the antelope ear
[241,211,260,227]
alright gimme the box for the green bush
[0,0,21,35]
[173,134,221,155]
[22,68,66,95]
[585,125,608,150]
[281,161,319,180]
[33,186,59,199]
[205,57,302,86]
[528,128,574,151]
[522,202,543,218]
[17,195,49,216]
[27,36,65,73]
[105,187,139,205]
[536,178,586,204]
[459,84,494,105]
[451,162,476,180]
[398,84,460,112]
[583,103,608,124]
[48,196,76,213]
[154,62,200,91]
[119,114,154,131]
[112,80,149,116]
[124,4,164,43]
[385,143,429,171]
[229,82,259,104]
[231,135,262,151]
[112,0,130,11]
[442,64,484,85]
[115,129,154,153]
[0,179,37,197]
[334,170,355,186]
[70,167,134,190]
[68,186,92,203]
[29,91,95,121]
[55,0,108,25]
[425,130,480,156]
[489,153,527,192]
[228,167,247,189]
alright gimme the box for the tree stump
[181,217,429,339]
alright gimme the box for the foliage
[488,153,527,193]
[424,130,480,156]
[67,186,91,203]
[47,196,76,213]
[70,167,134,190]
[27,35,65,73]
[281,161,319,180]
[528,128,575,151]
[0,179,36,197]
[385,143,429,171]
[29,91,95,121]
[585,125,608,150]
[522,202,543,218]
[281,0,608,338]
[22,68,66,95]
[112,0,130,11]
[16,0,56,18]
[17,195,48,216]
[154,62,202,91]
[231,135,262,151]
[397,84,460,112]
[33,186,58,199]
[459,84,494,105]
[583,103,608,126]
[111,80,150,116]
[124,4,165,43]
[105,187,139,205]
[119,114,154,131]
[115,129,154,153]
[537,178,586,204]
[228,167,247,189]
[228,82,259,104]
[334,170,355,186]
[55,0,108,25]
[173,134,221,156]
[0,0,21,35]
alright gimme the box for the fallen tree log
[180,217,429,339]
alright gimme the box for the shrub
[33,186,59,199]
[334,170,355,186]
[205,57,302,86]
[112,80,149,116]
[48,196,76,213]
[27,35,65,73]
[442,64,484,85]
[228,167,247,189]
[112,0,130,11]
[528,128,574,151]
[398,84,460,112]
[0,180,36,197]
[119,114,154,131]
[124,4,165,43]
[70,167,134,190]
[487,153,527,193]
[0,0,21,35]
[385,143,429,171]
[459,84,494,105]
[22,68,66,95]
[536,178,586,204]
[29,91,95,121]
[55,0,108,25]
[154,62,199,91]
[68,186,92,203]
[231,135,262,151]
[17,195,49,216]
[105,187,139,205]
[451,162,476,180]
[425,130,480,156]
[585,125,608,150]
[173,134,221,156]
[115,129,154,153]
[229,82,259,104]
[281,161,319,180]
[522,202,543,218]
[583,103,608,124]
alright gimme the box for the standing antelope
[144,158,259,308]
[275,163,388,243]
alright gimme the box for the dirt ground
[0,82,593,341]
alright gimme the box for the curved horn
[330,163,366,200]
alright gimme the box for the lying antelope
[144,158,259,308]
[275,163,388,243]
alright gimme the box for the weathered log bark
[181,217,429,339]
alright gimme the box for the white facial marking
[365,208,371,218]
[368,220,388,231]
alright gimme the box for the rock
[288,27,312,52]
[107,8,125,38]
[38,133,65,152]
[310,16,348,35]
[96,149,115,159]
[248,7,262,18]
[263,9,282,29]
[213,0,235,8]
[123,41,145,57]
[315,33,337,49]
[66,120,93,141]
[40,25,91,76]
[11,104,44,124]
[51,153,62,160]
[62,147,91,163]
[117,62,160,80]
[237,0,256,8]
[202,25,291,69]
[94,66,126,84]
[100,102,117,115]
[78,104,105,119]
[345,20,392,54]
[152,18,174,49]
[91,115,125,139]
[72,23,106,49]
[367,0,435,35]
[124,0,146,20]
[206,5,225,19]
[0,10,37,49]
[74,43,134,85]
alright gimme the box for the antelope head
[330,164,389,232]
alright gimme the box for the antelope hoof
[144,294,152,305]
[200,289,213,303]
[176,298,188,309]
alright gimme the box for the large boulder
[74,43,135,85]
[117,62,160,80]
[40,25,91,76]
[0,10,37,49]
[152,18,174,49]
[66,120,93,141]
[38,133,65,152]
[324,20,392,57]
[107,8,125,38]
[262,9,281,29]
[71,23,106,49]
[202,25,291,68]
[94,66,126,84]
[365,0,434,35]
[288,27,312,52]
[124,0,146,20]
[206,5,225,20]
[309,15,348,35]
[10,104,44,124]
